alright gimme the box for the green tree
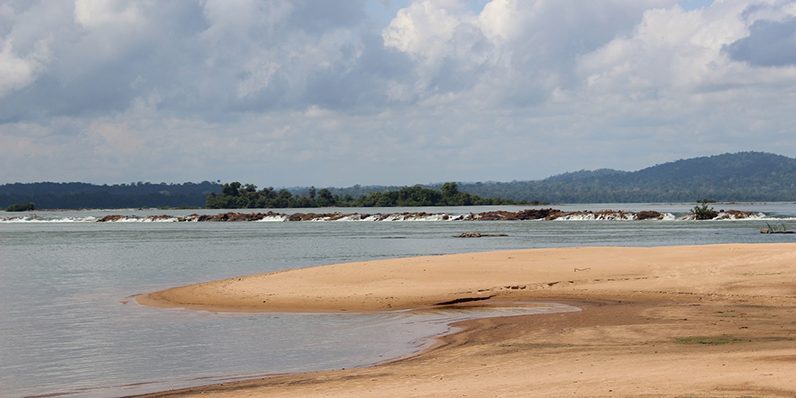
[221,182,242,197]
[205,181,521,209]
[5,202,35,212]
[308,186,316,201]
[316,189,336,207]
[691,201,718,220]
[441,182,459,197]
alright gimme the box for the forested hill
[0,182,220,209]
[454,152,796,203]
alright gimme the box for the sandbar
[137,243,796,397]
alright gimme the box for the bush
[691,202,718,220]
[6,202,36,212]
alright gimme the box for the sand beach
[138,243,796,397]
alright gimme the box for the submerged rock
[98,215,127,222]
[475,208,560,221]
[714,210,757,220]
[548,210,635,221]
[455,232,509,238]
[636,211,663,220]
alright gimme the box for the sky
[1,0,796,187]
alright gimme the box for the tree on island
[5,202,36,212]
[205,182,529,209]
[691,201,719,220]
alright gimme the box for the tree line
[0,181,219,209]
[205,182,529,208]
[6,152,794,210]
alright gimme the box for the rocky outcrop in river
[87,208,770,223]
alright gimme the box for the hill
[2,152,796,209]
[0,182,220,209]
[456,152,796,202]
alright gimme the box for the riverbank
[138,243,796,397]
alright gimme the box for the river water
[1,203,795,397]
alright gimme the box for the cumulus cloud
[0,38,49,97]
[381,0,679,107]
[73,0,147,28]
[1,0,796,186]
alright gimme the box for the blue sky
[1,0,795,187]
[679,0,714,10]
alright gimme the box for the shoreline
[132,299,589,398]
[136,243,796,397]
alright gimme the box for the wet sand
[137,243,796,397]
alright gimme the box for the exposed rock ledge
[93,208,767,223]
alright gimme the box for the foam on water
[661,213,676,221]
[676,212,784,221]
[402,214,451,222]
[255,215,289,222]
[552,212,636,221]
[115,217,180,223]
[333,214,367,221]
[2,208,795,223]
[0,216,98,223]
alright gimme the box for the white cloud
[1,0,796,185]
[381,0,680,107]
[0,38,49,98]
[73,0,147,29]
[237,58,280,98]
[578,1,796,101]
[382,0,474,59]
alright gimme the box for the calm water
[1,204,795,397]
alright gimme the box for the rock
[476,208,560,221]
[455,232,509,238]
[636,211,663,220]
[718,210,755,220]
[97,215,126,222]
[149,214,175,221]
[515,208,558,220]
[760,226,794,234]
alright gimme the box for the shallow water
[1,204,795,397]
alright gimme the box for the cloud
[0,0,393,122]
[725,16,796,67]
[1,0,796,186]
[380,0,678,107]
[73,0,147,28]
[0,38,49,97]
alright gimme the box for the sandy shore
[137,243,796,397]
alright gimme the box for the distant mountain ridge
[543,168,629,182]
[2,152,795,209]
[454,152,796,203]
[0,181,219,209]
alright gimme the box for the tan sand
[137,243,796,397]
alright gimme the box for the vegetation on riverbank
[5,202,36,212]
[205,182,533,208]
